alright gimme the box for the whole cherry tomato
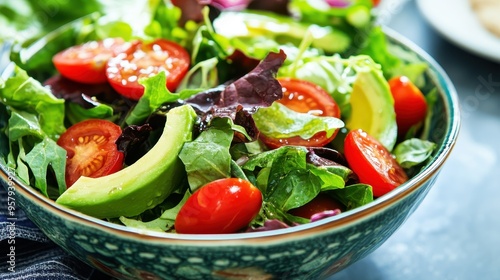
[175,178,262,234]
[388,76,428,137]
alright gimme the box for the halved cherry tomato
[288,193,345,219]
[175,178,262,234]
[372,0,381,6]
[105,39,190,100]
[260,78,341,149]
[388,76,428,137]
[344,129,408,197]
[53,38,130,84]
[57,119,124,187]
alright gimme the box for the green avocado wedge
[213,10,351,57]
[56,105,197,219]
[345,70,397,151]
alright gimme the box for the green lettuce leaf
[0,66,65,139]
[253,102,344,139]
[0,66,67,197]
[66,102,114,124]
[279,54,382,118]
[125,71,202,125]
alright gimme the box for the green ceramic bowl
[0,23,460,279]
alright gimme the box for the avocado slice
[213,11,351,56]
[345,70,397,151]
[56,105,197,219]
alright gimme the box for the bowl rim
[0,26,461,245]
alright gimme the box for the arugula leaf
[253,102,344,139]
[179,117,234,192]
[0,105,10,163]
[7,110,44,140]
[15,138,30,186]
[0,67,67,197]
[24,137,67,196]
[5,109,67,197]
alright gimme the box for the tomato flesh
[344,129,408,197]
[388,76,428,137]
[260,78,341,149]
[106,39,190,100]
[288,193,345,219]
[53,38,130,84]
[57,119,124,187]
[175,178,263,234]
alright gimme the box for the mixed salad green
[0,0,437,234]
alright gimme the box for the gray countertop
[332,1,500,279]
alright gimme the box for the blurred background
[1,0,500,279]
[335,0,500,279]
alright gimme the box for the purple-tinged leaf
[186,50,286,140]
[310,209,342,222]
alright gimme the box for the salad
[0,0,437,234]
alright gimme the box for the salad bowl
[0,4,459,280]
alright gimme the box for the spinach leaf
[393,138,436,169]
[331,183,373,210]
[179,117,234,192]
[242,146,347,224]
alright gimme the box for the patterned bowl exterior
[0,28,460,280]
